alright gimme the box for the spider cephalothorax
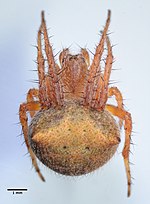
[19,10,132,197]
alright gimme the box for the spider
[19,10,132,197]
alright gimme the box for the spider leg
[108,87,124,128]
[36,23,58,109]
[19,102,45,181]
[83,10,111,106]
[105,104,132,197]
[40,11,63,106]
[37,25,48,108]
[27,88,39,117]
[98,35,113,109]
[92,34,113,110]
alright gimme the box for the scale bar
[7,189,27,191]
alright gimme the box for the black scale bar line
[7,189,27,191]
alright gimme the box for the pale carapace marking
[19,10,133,197]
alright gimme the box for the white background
[0,0,149,203]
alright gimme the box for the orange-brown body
[29,102,120,175]
[19,10,133,196]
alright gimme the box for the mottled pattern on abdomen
[28,102,120,175]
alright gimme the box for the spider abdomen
[28,102,120,176]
